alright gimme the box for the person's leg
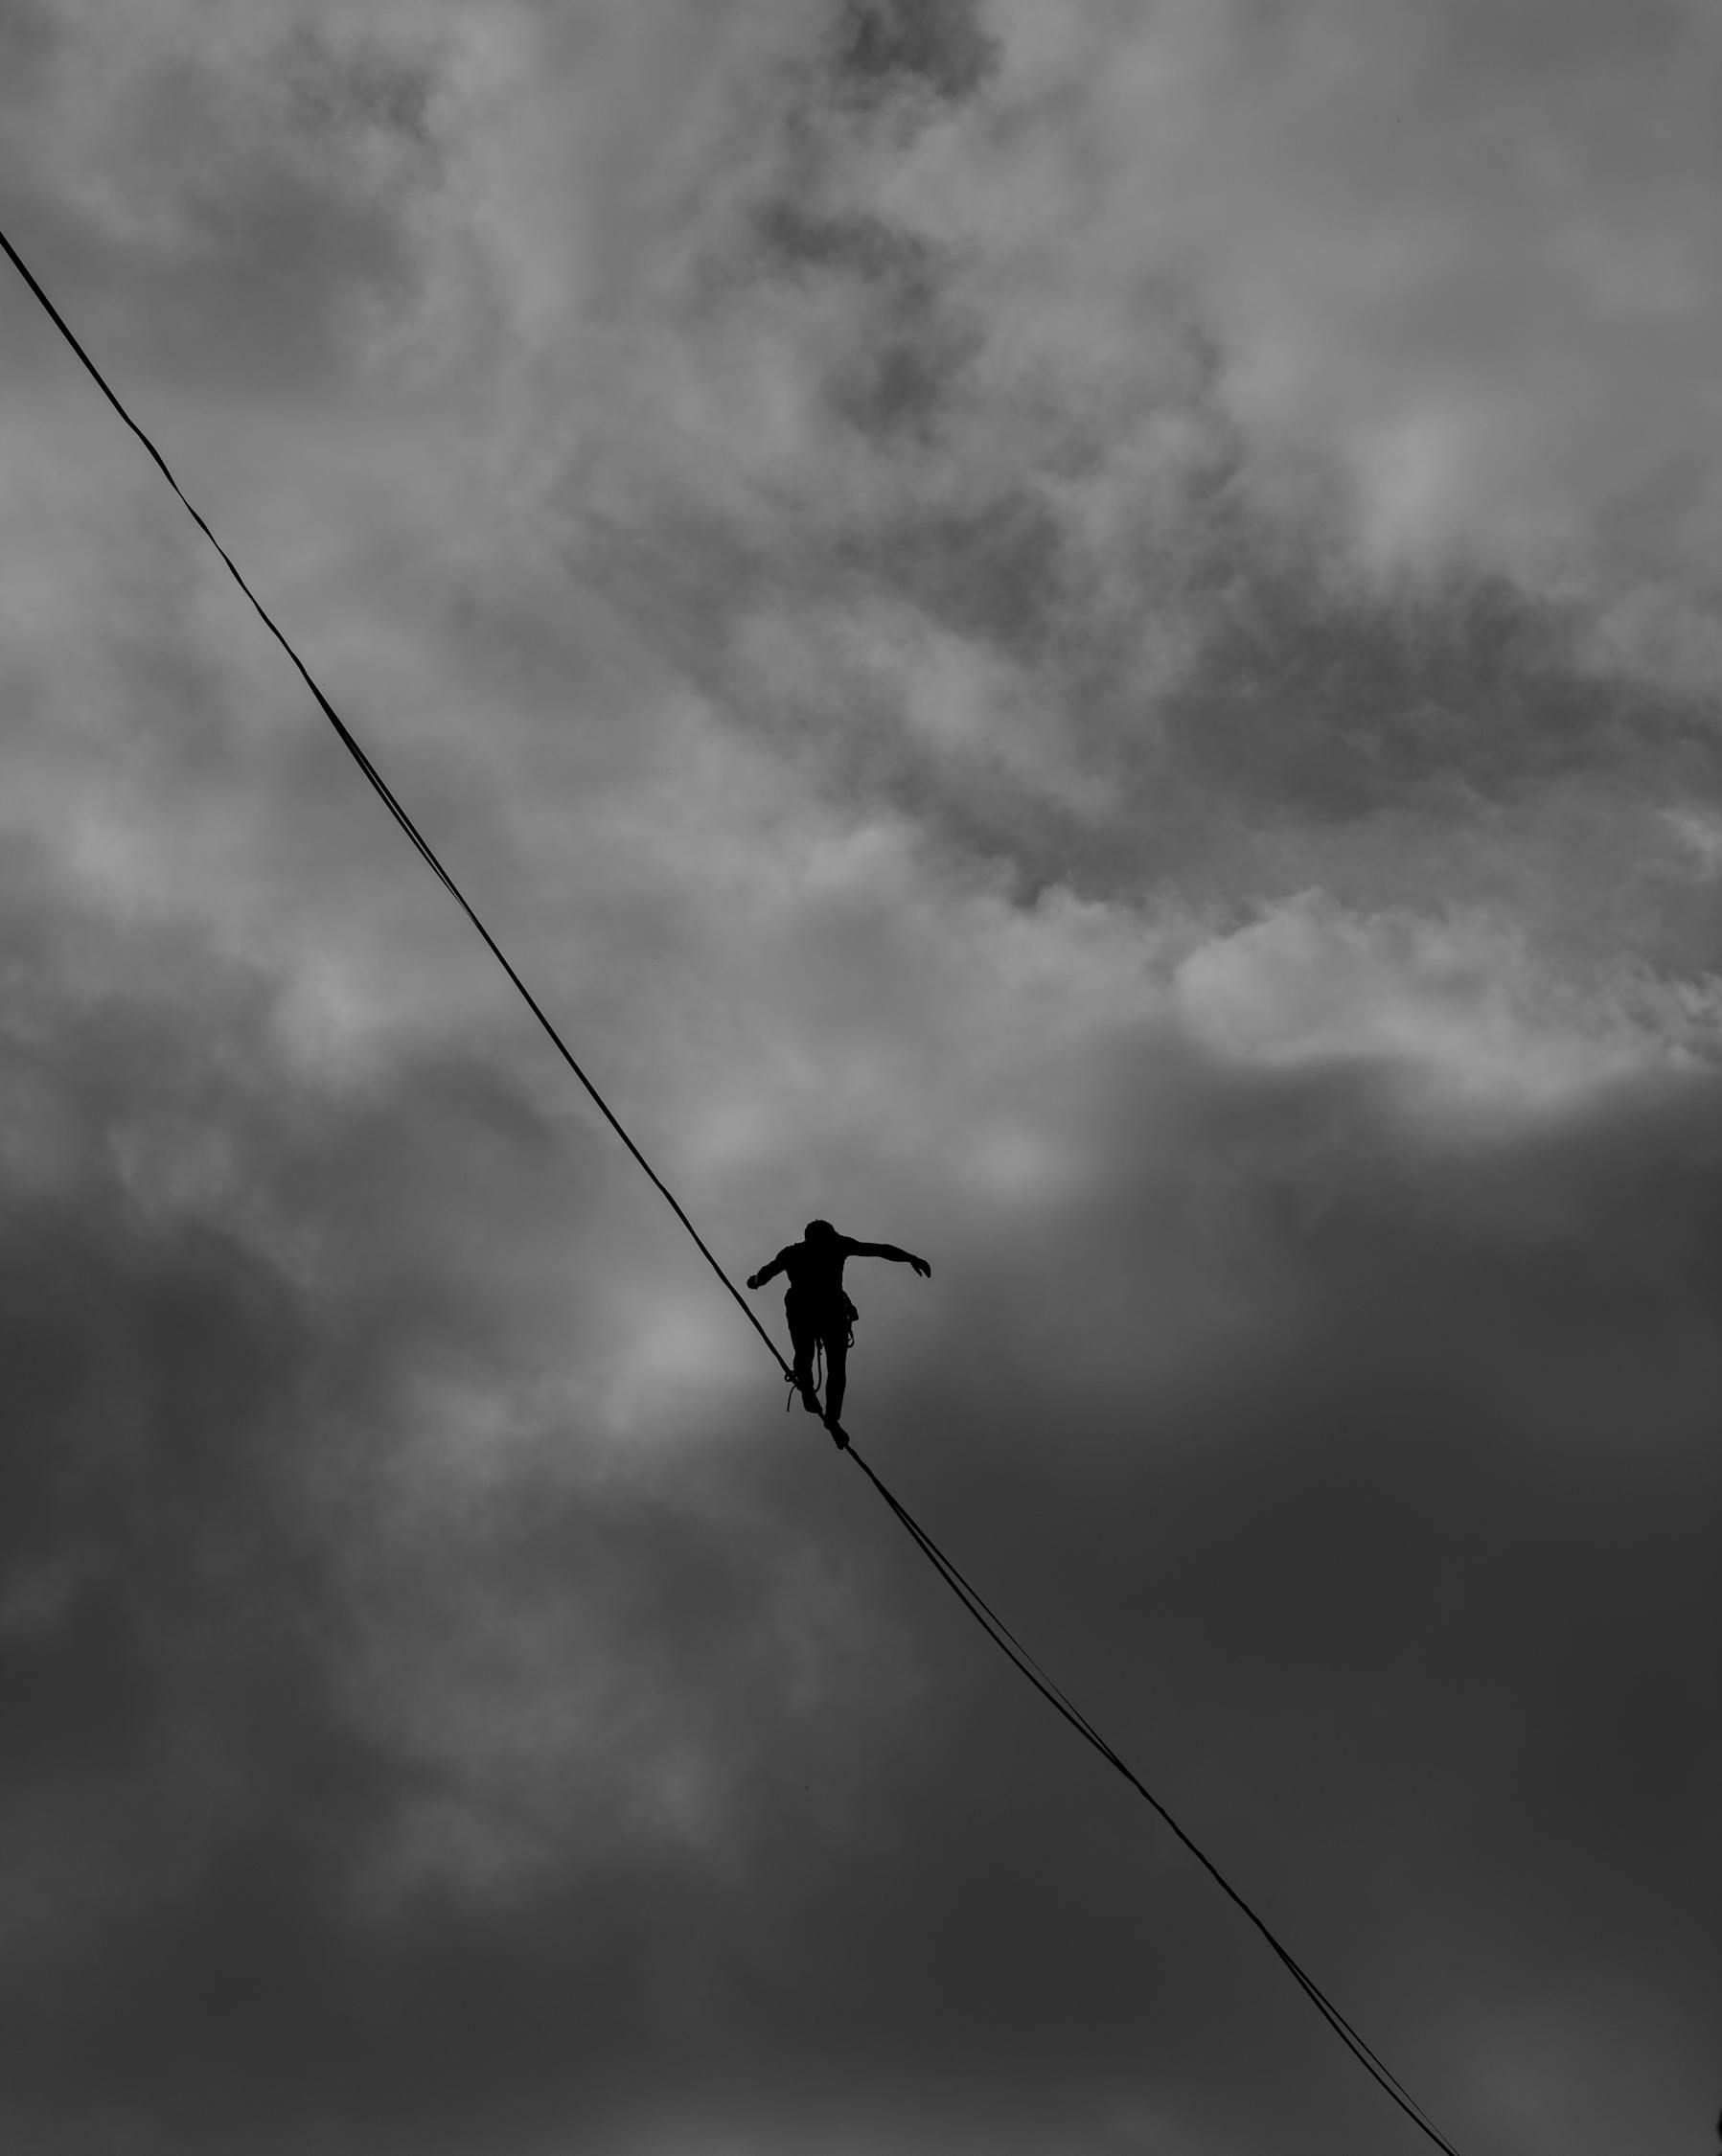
[786,1296,820,1411]
[822,1331,848,1428]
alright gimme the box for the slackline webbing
[1,225,1464,2156]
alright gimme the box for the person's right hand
[909,1254,931,1278]
[746,1273,761,1291]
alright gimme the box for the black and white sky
[2,2,1720,2151]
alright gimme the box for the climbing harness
[782,1297,860,1412]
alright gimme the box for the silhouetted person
[747,1220,930,1445]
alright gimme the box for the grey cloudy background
[1,1,1719,2151]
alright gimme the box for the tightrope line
[1,224,1464,2156]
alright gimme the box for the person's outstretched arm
[848,1241,931,1277]
[746,1248,794,1291]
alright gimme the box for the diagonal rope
[845,1446,1462,2155]
[1,223,1462,2156]
[0,224,789,1385]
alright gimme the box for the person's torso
[784,1240,848,1303]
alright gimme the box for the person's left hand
[909,1254,931,1278]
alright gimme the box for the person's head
[803,1219,838,1245]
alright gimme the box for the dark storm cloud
[847,1044,1722,2154]
[1164,570,1718,818]
[768,214,979,451]
[577,10,1722,931]
[664,474,1722,941]
[0,868,907,2154]
[0,894,379,2148]
[12,990,1713,2156]
[833,0,999,106]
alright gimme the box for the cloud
[878,0,1722,594]
[1174,893,1721,1123]
[2,3,1722,2153]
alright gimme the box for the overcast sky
[1,2,1720,2152]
